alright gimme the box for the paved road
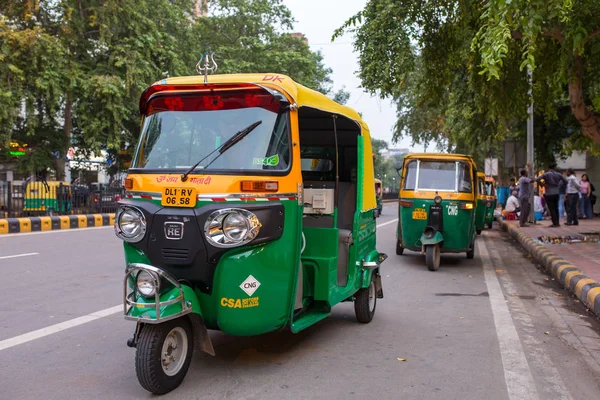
[1,203,600,399]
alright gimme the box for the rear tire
[425,245,440,271]
[354,276,377,323]
[467,241,475,259]
[396,240,404,255]
[486,222,493,229]
[135,318,194,395]
[476,228,482,235]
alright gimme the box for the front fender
[420,231,444,246]
[128,283,201,321]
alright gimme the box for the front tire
[135,318,194,395]
[354,276,377,323]
[425,244,440,271]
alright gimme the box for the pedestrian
[534,191,545,217]
[505,190,520,220]
[558,177,566,220]
[518,169,532,227]
[509,178,518,197]
[536,162,568,227]
[579,174,593,219]
[565,168,581,226]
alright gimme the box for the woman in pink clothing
[580,174,593,219]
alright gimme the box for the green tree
[333,0,600,163]
[0,0,336,179]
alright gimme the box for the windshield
[403,160,472,193]
[485,182,495,196]
[131,91,291,173]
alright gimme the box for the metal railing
[0,181,124,217]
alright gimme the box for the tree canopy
[334,0,600,166]
[0,0,335,179]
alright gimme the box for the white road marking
[478,238,540,400]
[0,252,39,260]
[486,240,573,400]
[0,305,122,352]
[0,225,112,238]
[376,218,398,229]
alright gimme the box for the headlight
[434,196,442,204]
[136,270,159,298]
[204,208,261,248]
[115,206,146,243]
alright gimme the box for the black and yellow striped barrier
[0,214,115,234]
[499,219,600,318]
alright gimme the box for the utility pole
[527,69,535,224]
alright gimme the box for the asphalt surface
[1,203,600,400]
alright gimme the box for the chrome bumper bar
[124,263,192,324]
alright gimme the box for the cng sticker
[240,275,261,296]
[221,297,259,309]
[446,204,458,216]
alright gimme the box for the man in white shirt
[506,190,520,213]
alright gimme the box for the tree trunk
[56,96,72,180]
[568,56,600,144]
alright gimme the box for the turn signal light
[399,200,414,207]
[459,202,474,210]
[124,178,133,190]
[241,180,278,192]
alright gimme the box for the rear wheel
[476,228,482,235]
[135,318,194,395]
[487,222,493,229]
[467,241,475,259]
[425,244,440,271]
[354,276,377,323]
[396,240,404,255]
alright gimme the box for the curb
[0,214,115,234]
[498,219,600,318]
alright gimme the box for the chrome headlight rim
[204,208,261,248]
[434,195,442,204]
[115,205,147,243]
[136,269,160,298]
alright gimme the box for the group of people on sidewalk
[506,163,596,228]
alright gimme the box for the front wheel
[425,244,440,271]
[354,276,377,323]
[135,318,194,395]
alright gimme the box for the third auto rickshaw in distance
[395,153,477,271]
[485,176,497,228]
[115,63,387,394]
[475,172,487,235]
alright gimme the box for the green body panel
[475,199,487,230]
[485,199,496,223]
[420,230,444,246]
[23,198,71,212]
[397,199,475,253]
[122,199,302,336]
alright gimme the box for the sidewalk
[499,218,600,318]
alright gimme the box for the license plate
[412,208,427,220]
[161,187,197,207]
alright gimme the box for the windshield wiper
[181,120,262,182]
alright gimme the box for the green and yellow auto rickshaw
[375,178,383,217]
[395,153,477,271]
[475,172,487,235]
[23,181,72,215]
[485,176,497,229]
[115,70,387,394]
